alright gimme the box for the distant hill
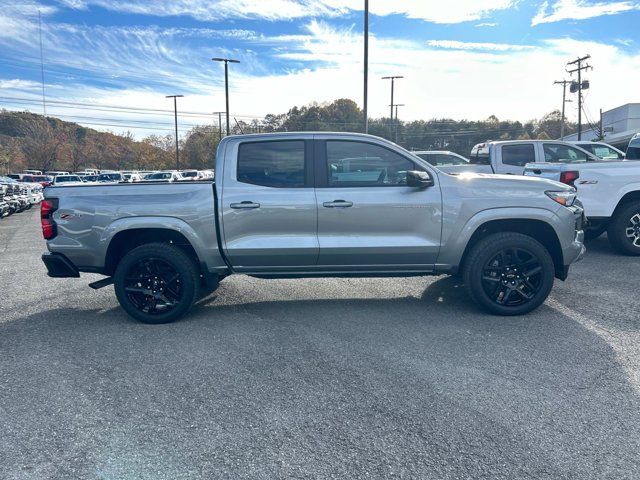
[1,101,576,174]
[0,110,175,173]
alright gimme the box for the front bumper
[42,252,80,278]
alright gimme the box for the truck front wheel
[114,243,200,324]
[607,201,640,255]
[463,233,555,316]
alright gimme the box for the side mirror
[407,170,434,188]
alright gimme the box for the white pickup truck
[437,140,600,175]
[524,160,640,255]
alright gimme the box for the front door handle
[323,200,353,208]
[230,201,260,209]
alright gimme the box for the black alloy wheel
[480,247,543,307]
[124,257,184,315]
[464,232,555,315]
[114,243,199,324]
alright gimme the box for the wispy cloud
[532,0,640,26]
[54,0,514,24]
[426,40,534,51]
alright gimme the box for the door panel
[221,139,318,269]
[315,139,442,269]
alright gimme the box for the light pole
[165,94,183,170]
[363,0,369,133]
[212,57,240,136]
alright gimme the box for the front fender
[437,206,566,269]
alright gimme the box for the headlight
[545,190,577,207]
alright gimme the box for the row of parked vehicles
[8,169,215,187]
[0,176,44,219]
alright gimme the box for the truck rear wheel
[463,233,555,316]
[607,201,640,255]
[114,243,200,324]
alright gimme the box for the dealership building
[561,103,640,151]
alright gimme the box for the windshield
[56,176,82,182]
[98,173,122,181]
[181,171,198,177]
[148,172,171,180]
[83,175,98,181]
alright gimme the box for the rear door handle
[323,200,353,208]
[230,201,260,209]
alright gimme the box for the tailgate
[523,162,563,182]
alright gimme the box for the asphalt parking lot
[1,208,639,479]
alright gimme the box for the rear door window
[501,144,536,166]
[237,141,306,188]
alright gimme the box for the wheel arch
[612,189,640,216]
[104,228,201,276]
[458,218,564,279]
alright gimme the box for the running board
[89,277,114,290]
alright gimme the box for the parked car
[0,184,9,217]
[179,170,200,181]
[97,172,124,183]
[81,174,99,183]
[41,132,585,324]
[45,171,70,177]
[627,133,640,160]
[442,140,600,175]
[569,141,626,160]
[413,151,470,167]
[144,171,184,182]
[52,175,85,186]
[122,173,142,183]
[524,157,640,253]
[0,177,29,213]
[21,175,53,187]
[23,169,43,175]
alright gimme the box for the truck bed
[44,181,227,274]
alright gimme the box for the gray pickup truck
[41,133,585,323]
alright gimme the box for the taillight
[41,199,58,240]
[559,170,579,187]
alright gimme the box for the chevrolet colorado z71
[41,133,585,323]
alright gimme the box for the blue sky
[1,1,639,137]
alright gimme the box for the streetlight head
[227,59,241,64]
[165,94,184,98]
[212,57,225,62]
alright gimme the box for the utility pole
[213,111,225,140]
[212,57,240,136]
[553,80,571,139]
[382,76,403,122]
[165,95,184,170]
[363,0,369,133]
[599,108,604,140]
[390,103,405,143]
[566,55,592,140]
